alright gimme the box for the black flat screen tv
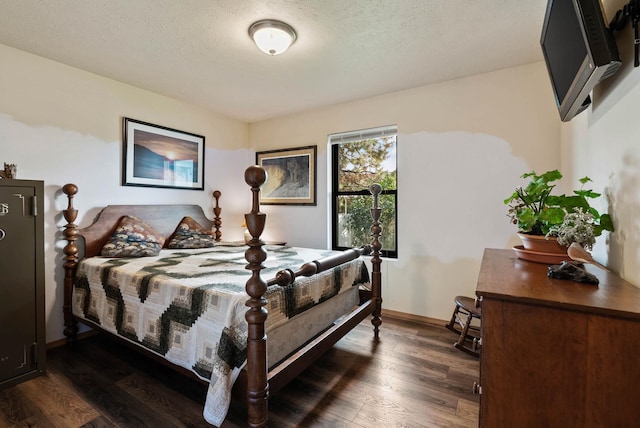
[540,0,621,122]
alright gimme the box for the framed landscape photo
[256,145,316,205]
[122,118,205,190]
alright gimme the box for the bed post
[212,190,222,242]
[62,183,79,339]
[369,183,383,338]
[243,165,269,428]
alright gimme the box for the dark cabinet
[0,179,45,389]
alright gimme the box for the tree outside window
[331,129,397,258]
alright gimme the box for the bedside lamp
[241,219,251,243]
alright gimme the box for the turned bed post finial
[243,165,269,428]
[62,183,79,339]
[369,183,383,339]
[212,190,222,241]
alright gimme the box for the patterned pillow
[101,216,165,257]
[166,216,215,249]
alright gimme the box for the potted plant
[504,169,614,255]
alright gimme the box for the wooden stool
[445,295,482,357]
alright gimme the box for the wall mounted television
[541,0,621,122]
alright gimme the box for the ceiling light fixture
[249,19,297,56]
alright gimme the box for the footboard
[242,165,382,428]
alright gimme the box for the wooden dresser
[476,248,640,428]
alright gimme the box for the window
[330,125,397,258]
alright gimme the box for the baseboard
[383,309,447,327]
[46,329,98,350]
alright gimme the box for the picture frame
[122,117,205,190]
[256,145,316,205]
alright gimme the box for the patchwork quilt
[72,243,370,426]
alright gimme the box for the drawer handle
[0,228,5,241]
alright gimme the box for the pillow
[166,216,215,249]
[101,216,165,257]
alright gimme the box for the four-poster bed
[60,165,383,427]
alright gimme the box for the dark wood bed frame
[60,165,382,428]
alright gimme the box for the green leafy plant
[504,169,614,240]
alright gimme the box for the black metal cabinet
[0,179,45,389]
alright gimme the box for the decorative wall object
[256,145,316,205]
[122,118,205,190]
[0,163,17,179]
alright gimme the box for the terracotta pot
[517,233,567,255]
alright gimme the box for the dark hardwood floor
[0,316,479,427]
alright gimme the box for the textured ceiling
[0,0,548,122]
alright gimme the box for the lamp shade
[249,19,296,55]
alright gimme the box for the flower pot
[517,233,567,254]
[514,233,569,264]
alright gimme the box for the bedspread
[72,243,370,426]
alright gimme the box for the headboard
[61,185,222,259]
[78,204,218,258]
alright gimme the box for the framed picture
[122,118,205,190]
[256,145,316,205]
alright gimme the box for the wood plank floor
[0,316,479,427]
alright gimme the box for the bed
[60,165,383,427]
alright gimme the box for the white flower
[547,208,596,250]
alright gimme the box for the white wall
[0,44,252,343]
[249,62,561,321]
[564,72,640,284]
[558,0,640,287]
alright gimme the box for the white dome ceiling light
[249,19,297,56]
